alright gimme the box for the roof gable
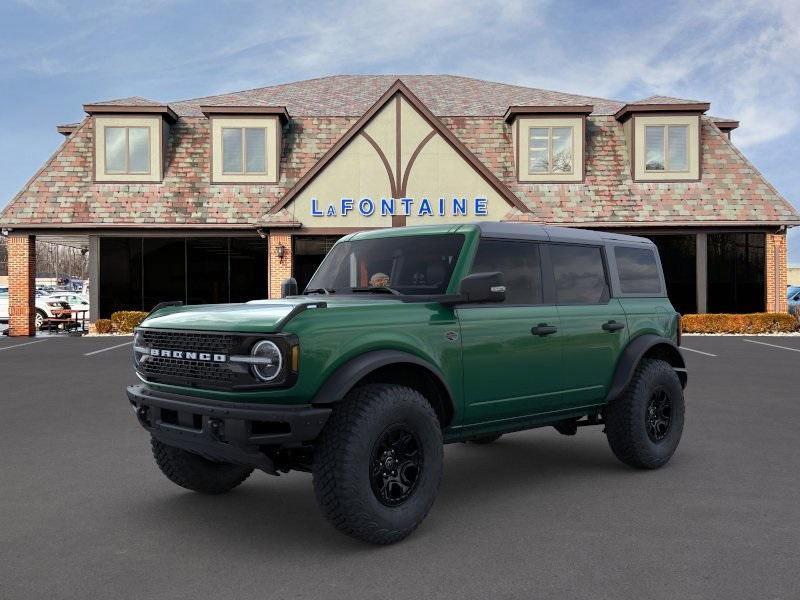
[269,79,529,218]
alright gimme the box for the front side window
[470,240,543,304]
[306,234,464,296]
[550,245,608,304]
[104,126,150,174]
[614,246,662,294]
[222,127,267,174]
[528,126,573,174]
[645,125,688,171]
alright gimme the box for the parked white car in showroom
[0,287,72,329]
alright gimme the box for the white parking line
[0,339,49,352]
[742,339,800,353]
[84,341,133,356]
[680,346,717,357]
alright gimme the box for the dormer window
[505,106,591,184]
[202,106,289,184]
[222,127,268,174]
[92,116,164,182]
[105,126,151,174]
[644,124,688,172]
[615,99,707,182]
[84,101,175,183]
[528,126,574,174]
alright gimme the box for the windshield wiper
[350,286,401,295]
[305,287,335,295]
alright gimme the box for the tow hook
[208,418,223,441]
[135,406,150,426]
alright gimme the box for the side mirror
[281,277,298,298]
[458,272,506,304]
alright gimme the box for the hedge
[681,312,799,334]
[110,311,149,333]
[94,319,113,334]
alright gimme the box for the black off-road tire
[604,358,684,469]
[469,433,503,445]
[312,384,443,545]
[151,438,253,494]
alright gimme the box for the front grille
[140,330,235,354]
[139,330,238,386]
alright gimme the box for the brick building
[1,75,797,335]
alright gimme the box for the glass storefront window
[707,233,765,313]
[644,235,697,314]
[98,237,267,317]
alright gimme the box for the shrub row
[91,311,149,334]
[681,312,799,334]
[110,311,149,333]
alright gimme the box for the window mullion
[124,127,130,175]
[548,127,553,174]
[663,126,669,171]
[241,127,247,174]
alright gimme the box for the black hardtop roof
[474,222,653,246]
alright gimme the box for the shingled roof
[1,75,796,229]
[168,74,626,117]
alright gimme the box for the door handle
[602,320,625,332]
[531,323,558,336]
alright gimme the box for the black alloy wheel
[369,423,423,506]
[645,387,672,442]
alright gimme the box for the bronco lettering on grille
[150,349,227,362]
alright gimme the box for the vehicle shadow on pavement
[124,430,627,552]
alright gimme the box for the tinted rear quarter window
[614,246,662,294]
[470,239,543,304]
[550,244,608,304]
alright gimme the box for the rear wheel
[35,309,46,330]
[151,438,253,494]
[604,358,684,469]
[312,384,443,545]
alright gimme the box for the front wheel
[312,384,443,544]
[151,438,253,494]
[604,358,685,469]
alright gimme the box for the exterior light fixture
[276,243,286,262]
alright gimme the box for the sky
[1,0,798,260]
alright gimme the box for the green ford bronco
[128,222,687,544]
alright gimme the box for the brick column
[268,233,293,299]
[765,233,788,313]
[8,234,36,336]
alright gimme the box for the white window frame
[210,116,279,184]
[644,124,689,173]
[516,116,584,183]
[104,126,152,175]
[527,126,575,175]
[632,114,699,182]
[94,115,163,183]
[221,127,269,175]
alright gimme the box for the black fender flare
[311,349,455,413]
[605,334,687,403]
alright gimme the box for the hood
[140,296,401,333]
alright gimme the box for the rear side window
[615,246,662,294]
[470,240,543,304]
[550,244,608,304]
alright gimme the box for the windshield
[306,234,465,295]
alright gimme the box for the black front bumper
[127,384,331,473]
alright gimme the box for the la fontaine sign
[311,196,489,218]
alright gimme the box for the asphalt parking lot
[1,335,799,600]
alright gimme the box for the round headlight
[251,340,282,382]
